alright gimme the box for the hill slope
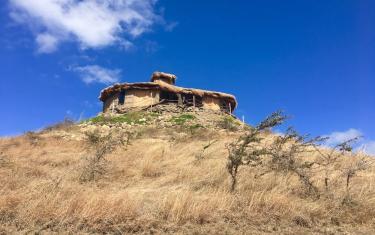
[0,110,374,234]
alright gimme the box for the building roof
[99,80,237,109]
[150,71,177,83]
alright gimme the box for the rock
[121,123,128,128]
[81,125,97,133]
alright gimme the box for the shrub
[341,154,372,203]
[226,111,287,191]
[218,115,240,131]
[43,118,75,132]
[226,111,321,197]
[226,111,374,202]
[314,137,360,192]
[0,152,8,167]
[312,136,375,204]
[260,127,324,198]
[226,112,325,197]
[79,130,129,182]
[25,131,42,146]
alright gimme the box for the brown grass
[0,127,374,234]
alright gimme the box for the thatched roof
[99,80,237,108]
[151,72,177,83]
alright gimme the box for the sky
[0,0,374,154]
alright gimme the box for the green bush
[169,114,196,125]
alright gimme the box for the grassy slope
[0,120,374,234]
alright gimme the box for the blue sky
[0,0,374,154]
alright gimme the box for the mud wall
[123,89,159,108]
[103,89,160,113]
[202,97,221,111]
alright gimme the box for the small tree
[226,111,287,191]
[342,156,371,191]
[226,111,374,201]
[79,129,131,182]
[339,142,373,202]
[261,127,325,198]
[226,111,324,197]
[315,138,374,204]
[313,137,359,191]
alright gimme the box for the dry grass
[0,127,374,234]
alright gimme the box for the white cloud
[36,33,59,53]
[119,39,134,50]
[72,65,121,84]
[165,21,178,32]
[9,0,160,53]
[324,128,375,156]
[360,141,375,156]
[324,129,363,146]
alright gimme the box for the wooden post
[150,91,153,112]
[229,103,232,113]
[193,95,196,108]
[177,94,183,106]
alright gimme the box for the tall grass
[0,126,374,234]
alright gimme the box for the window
[118,90,126,105]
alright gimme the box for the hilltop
[0,109,374,234]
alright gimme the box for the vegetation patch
[43,118,76,132]
[25,131,42,146]
[169,114,196,125]
[84,111,160,125]
[218,115,241,131]
[187,124,204,134]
